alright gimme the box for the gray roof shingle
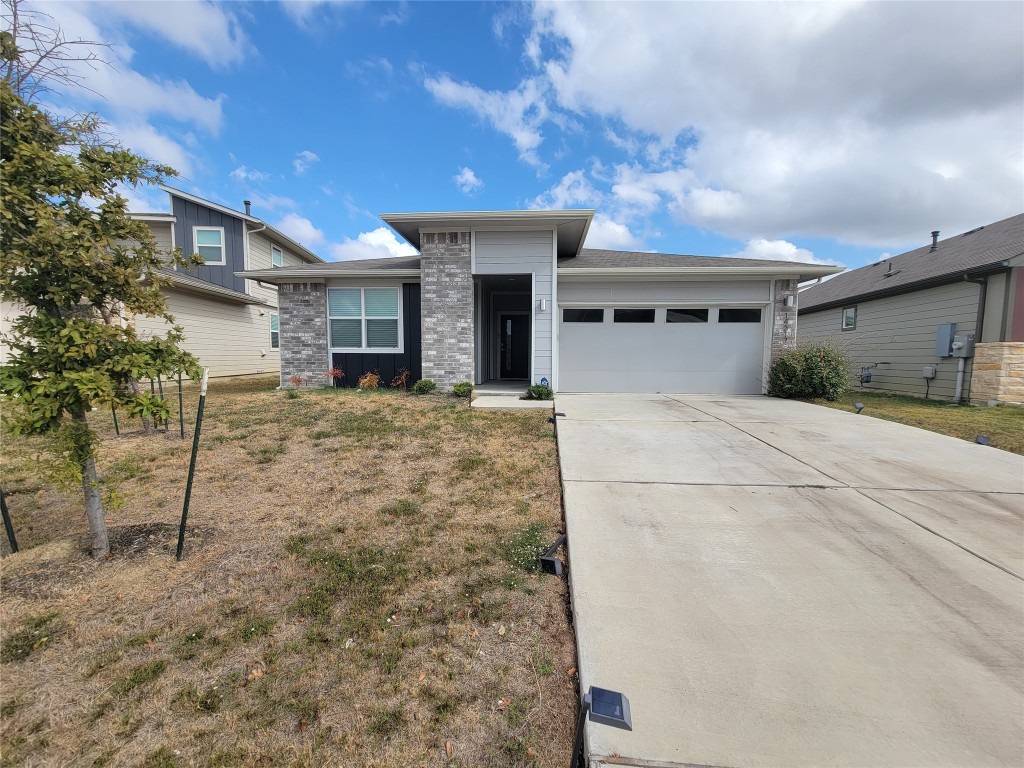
[559,248,817,270]
[800,213,1024,313]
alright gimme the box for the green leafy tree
[0,78,200,558]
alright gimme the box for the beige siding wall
[134,289,279,378]
[246,230,308,306]
[799,280,982,400]
[0,298,27,366]
[147,220,174,252]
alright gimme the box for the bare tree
[1,0,111,103]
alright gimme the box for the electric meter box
[951,333,975,358]
[935,323,956,357]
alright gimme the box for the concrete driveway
[556,394,1024,768]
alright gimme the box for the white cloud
[112,122,194,176]
[423,74,550,166]
[583,215,644,251]
[230,165,271,183]
[247,193,297,213]
[275,214,325,248]
[293,150,320,175]
[431,1,1024,248]
[99,0,251,69]
[329,227,418,262]
[453,167,483,194]
[724,239,838,267]
[529,169,601,209]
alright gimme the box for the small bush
[410,379,436,395]
[524,384,553,401]
[767,345,849,401]
[285,389,300,400]
[358,371,381,390]
[287,374,304,387]
[391,368,410,390]
[452,381,474,398]
[326,366,344,387]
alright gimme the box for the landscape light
[539,534,567,576]
[976,435,991,446]
[570,686,633,768]
[854,402,865,414]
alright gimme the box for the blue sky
[26,1,1024,268]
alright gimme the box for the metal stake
[176,368,209,561]
[111,402,120,436]
[0,486,18,554]
[177,370,185,439]
[157,373,167,432]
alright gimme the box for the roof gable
[800,213,1024,312]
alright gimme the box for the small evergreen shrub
[357,371,381,390]
[410,379,437,395]
[767,345,849,401]
[451,381,474,398]
[524,384,553,401]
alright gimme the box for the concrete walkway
[556,394,1024,768]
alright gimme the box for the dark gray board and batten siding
[171,196,247,293]
[331,283,422,387]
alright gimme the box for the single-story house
[799,213,1024,404]
[1,186,324,379]
[239,209,839,394]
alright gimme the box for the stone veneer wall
[420,231,473,389]
[278,282,328,388]
[771,278,798,359]
[969,342,1024,405]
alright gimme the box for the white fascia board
[382,209,595,225]
[129,213,176,222]
[556,265,844,281]
[237,268,422,282]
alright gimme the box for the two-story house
[130,186,324,378]
[1,186,324,379]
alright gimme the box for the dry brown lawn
[0,378,576,767]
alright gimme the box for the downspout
[245,219,269,294]
[958,274,988,404]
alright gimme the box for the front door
[499,313,529,379]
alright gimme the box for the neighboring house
[799,213,1024,404]
[0,186,324,378]
[239,209,839,394]
[131,186,323,378]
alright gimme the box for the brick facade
[969,342,1024,405]
[771,278,798,359]
[420,231,474,390]
[278,282,328,388]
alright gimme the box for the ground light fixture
[570,686,632,768]
[854,402,865,414]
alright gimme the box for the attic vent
[961,226,985,237]
[882,269,901,278]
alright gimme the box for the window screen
[718,308,762,323]
[667,308,709,323]
[563,308,604,323]
[613,308,655,323]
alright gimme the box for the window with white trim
[328,287,401,351]
[842,306,857,331]
[270,312,280,350]
[193,226,225,265]
[271,245,283,267]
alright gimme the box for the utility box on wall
[935,323,956,357]
[951,333,975,358]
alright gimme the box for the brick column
[771,278,798,359]
[420,231,473,390]
[278,282,328,388]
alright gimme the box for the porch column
[420,231,474,390]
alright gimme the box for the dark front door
[499,313,529,379]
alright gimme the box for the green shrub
[767,345,849,401]
[410,379,437,395]
[451,381,474,398]
[524,384,553,401]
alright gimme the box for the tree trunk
[71,408,109,557]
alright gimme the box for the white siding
[0,298,26,366]
[799,281,982,400]
[134,289,279,378]
[475,230,554,384]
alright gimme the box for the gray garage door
[558,305,767,393]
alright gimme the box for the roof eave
[799,262,1012,314]
[237,268,423,283]
[558,265,843,281]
